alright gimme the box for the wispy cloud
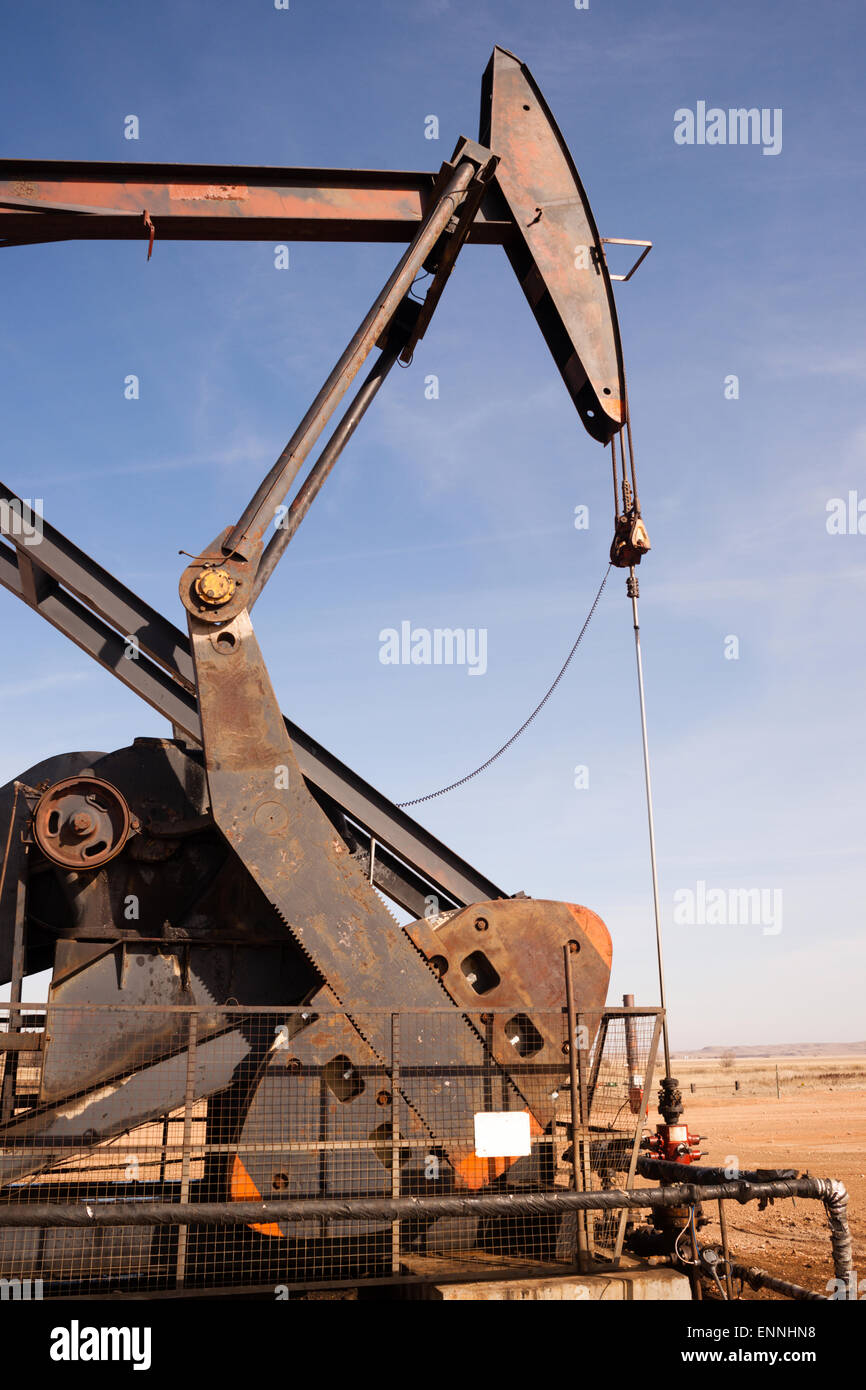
[0,670,91,700]
[37,438,275,487]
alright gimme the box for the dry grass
[669,1054,866,1099]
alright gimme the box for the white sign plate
[473,1110,532,1159]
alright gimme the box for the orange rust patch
[565,903,613,969]
[169,184,249,201]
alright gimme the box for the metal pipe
[717,1198,735,1300]
[821,1179,853,1280]
[637,1158,797,1187]
[623,384,639,514]
[0,1175,845,1230]
[641,1159,852,1285]
[689,1209,703,1301]
[727,1262,827,1302]
[622,992,640,1097]
[627,569,671,1076]
[226,159,477,556]
[563,944,588,1270]
[250,336,402,605]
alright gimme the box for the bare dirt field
[644,1074,866,1300]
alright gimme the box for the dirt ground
[643,1086,866,1299]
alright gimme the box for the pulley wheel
[33,775,133,869]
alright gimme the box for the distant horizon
[672,1040,866,1056]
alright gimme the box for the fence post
[175,1011,198,1289]
[563,945,589,1272]
[0,787,28,1123]
[390,1012,400,1275]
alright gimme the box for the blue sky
[0,0,863,1047]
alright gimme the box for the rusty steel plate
[405,897,612,1128]
[481,45,625,443]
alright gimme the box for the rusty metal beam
[0,51,628,462]
[223,152,490,562]
[251,334,406,604]
[0,158,512,248]
[0,501,505,911]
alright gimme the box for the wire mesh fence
[0,1001,661,1296]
